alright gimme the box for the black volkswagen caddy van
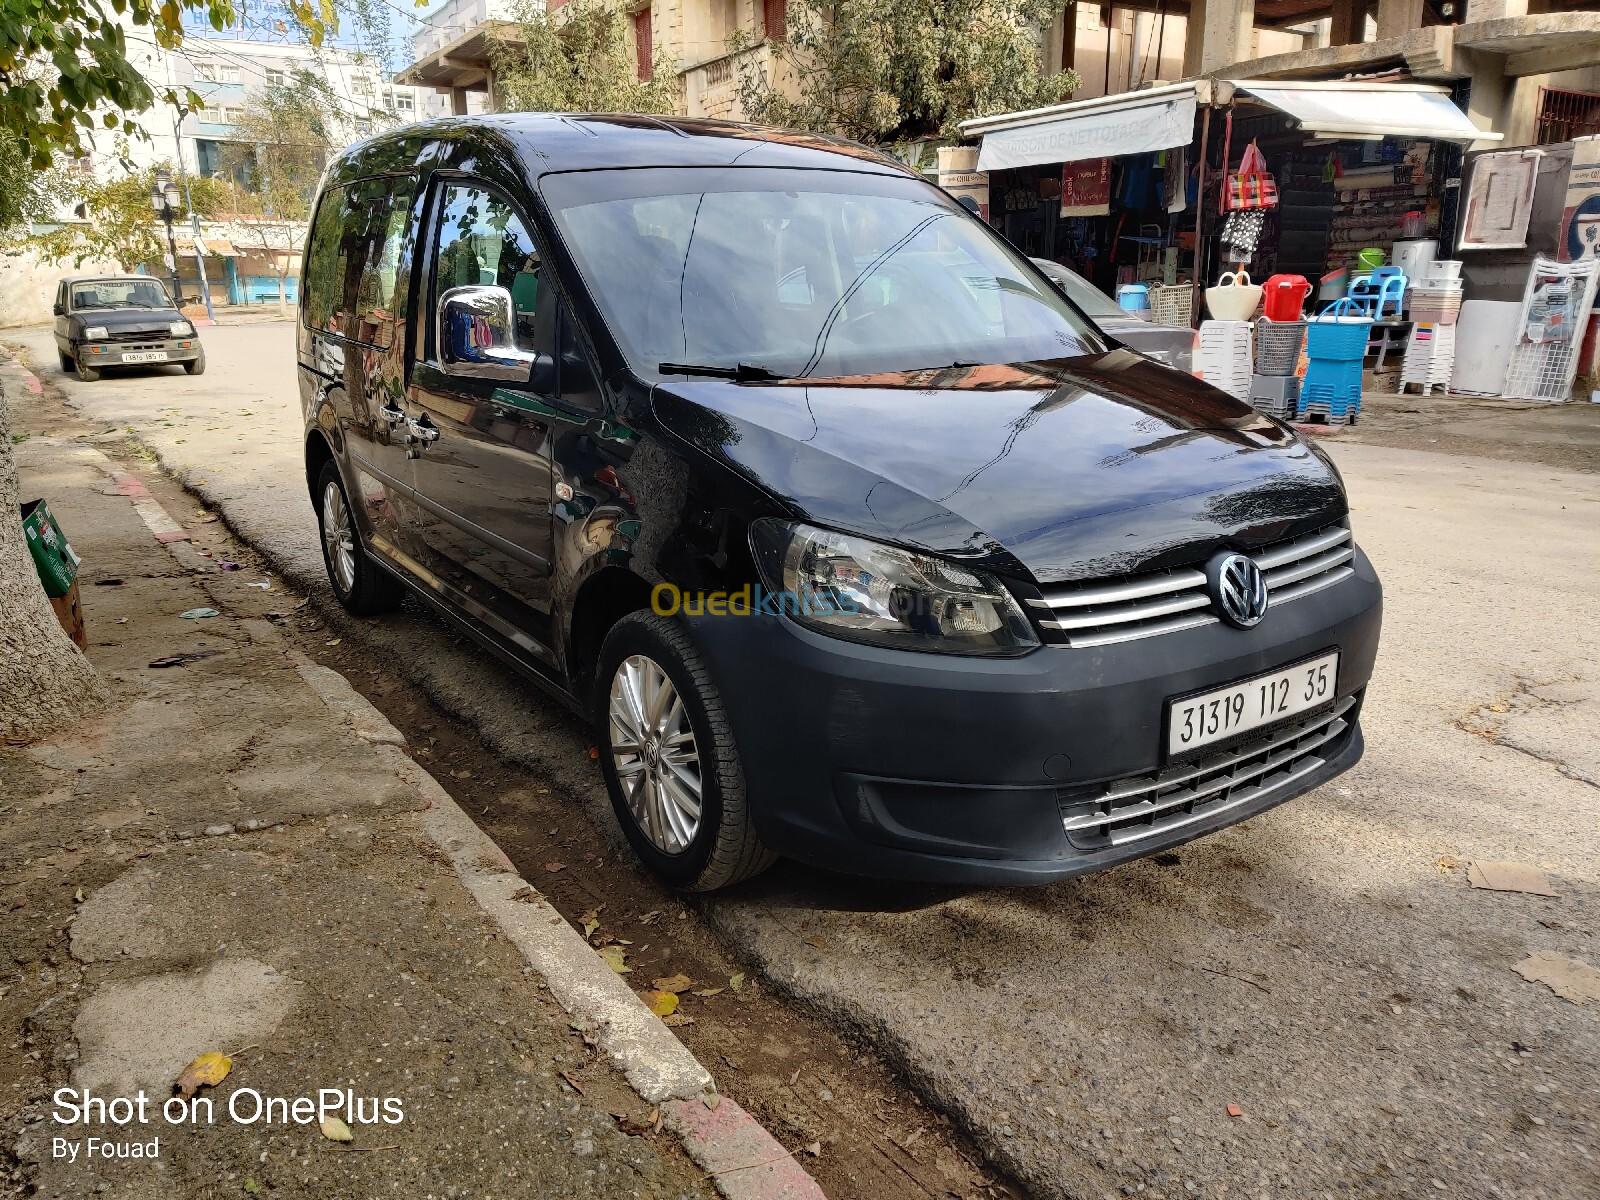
[298,114,1382,891]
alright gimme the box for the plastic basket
[1249,373,1301,418]
[1308,299,1373,361]
[1256,319,1307,375]
[1149,283,1194,328]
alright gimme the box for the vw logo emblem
[1208,552,1269,629]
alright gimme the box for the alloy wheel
[608,654,703,854]
[321,480,357,595]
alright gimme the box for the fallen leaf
[174,1050,232,1099]
[580,909,600,938]
[642,989,679,1017]
[652,973,693,994]
[613,1110,654,1136]
[544,862,565,873]
[599,945,630,974]
[558,1069,586,1095]
[703,1092,721,1111]
[1226,1103,1244,1118]
[1467,861,1559,897]
[1514,951,1600,1004]
[691,987,724,998]
[73,888,85,904]
[804,1140,822,1158]
[804,934,828,950]
[510,886,540,903]
[638,909,662,925]
[663,1013,696,1027]
[320,1115,354,1143]
[243,1178,263,1195]
[324,638,341,647]
[729,972,745,991]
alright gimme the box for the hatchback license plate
[122,351,168,363]
[1168,652,1339,756]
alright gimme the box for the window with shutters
[633,7,652,81]
[763,0,786,41]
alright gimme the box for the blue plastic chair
[1346,267,1406,320]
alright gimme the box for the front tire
[595,612,775,891]
[74,356,100,382]
[59,351,73,372]
[314,459,405,615]
[184,350,206,376]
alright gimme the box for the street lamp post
[150,170,185,309]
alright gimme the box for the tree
[734,0,1080,145]
[220,73,339,312]
[0,383,111,739]
[31,164,227,271]
[492,0,679,116]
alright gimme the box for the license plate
[122,351,168,363]
[1167,651,1339,756]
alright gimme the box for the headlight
[750,520,1039,656]
[83,326,108,340]
[169,321,194,336]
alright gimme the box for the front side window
[544,167,1106,379]
[431,183,541,354]
[70,279,173,311]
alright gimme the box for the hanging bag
[1227,139,1278,211]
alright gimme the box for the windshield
[1031,259,1124,320]
[544,168,1108,379]
[70,279,174,311]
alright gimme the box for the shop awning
[958,81,1207,172]
[1230,80,1501,144]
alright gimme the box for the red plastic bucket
[1263,274,1311,322]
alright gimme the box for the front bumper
[78,337,201,366]
[689,548,1382,885]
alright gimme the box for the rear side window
[302,175,418,348]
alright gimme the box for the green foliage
[735,0,1080,144]
[31,164,224,271]
[0,140,74,239]
[219,71,340,224]
[0,0,354,170]
[492,0,679,116]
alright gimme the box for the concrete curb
[56,417,828,1200]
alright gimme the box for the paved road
[9,321,1599,1199]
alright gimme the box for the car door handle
[376,401,405,427]
[405,415,440,458]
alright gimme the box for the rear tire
[314,459,405,615]
[58,351,73,373]
[595,611,775,892]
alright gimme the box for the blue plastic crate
[1307,299,1374,362]
[1302,358,1363,400]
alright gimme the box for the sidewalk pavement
[1,384,822,1198]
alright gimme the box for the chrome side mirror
[438,285,536,381]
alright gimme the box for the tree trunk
[0,377,110,742]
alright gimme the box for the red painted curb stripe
[663,1096,826,1200]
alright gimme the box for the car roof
[327,112,918,187]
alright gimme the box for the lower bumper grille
[1059,694,1358,850]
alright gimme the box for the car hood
[71,309,182,334]
[651,349,1346,585]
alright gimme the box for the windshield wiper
[659,361,788,382]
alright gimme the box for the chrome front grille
[1059,695,1357,851]
[1029,523,1355,648]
